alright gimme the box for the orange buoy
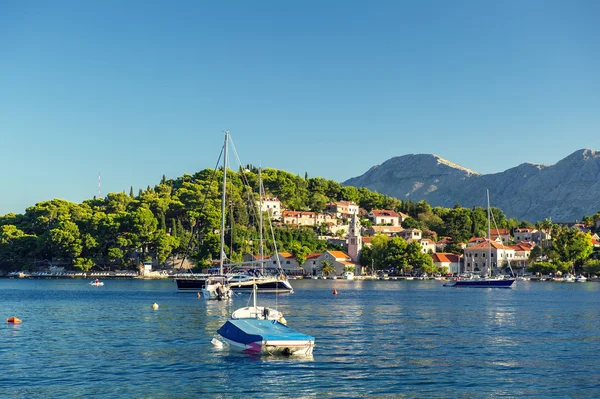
[333,289,338,295]
[7,317,22,323]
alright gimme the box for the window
[286,260,290,264]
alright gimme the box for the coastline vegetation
[0,167,598,275]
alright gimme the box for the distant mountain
[343,149,600,222]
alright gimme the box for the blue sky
[1,0,599,215]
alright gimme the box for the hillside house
[257,197,282,220]
[396,228,422,241]
[364,225,405,237]
[513,228,535,242]
[368,209,401,226]
[325,201,360,219]
[490,229,511,243]
[418,238,437,254]
[282,211,317,226]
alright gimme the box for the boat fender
[279,316,287,325]
[280,274,285,280]
[197,292,201,298]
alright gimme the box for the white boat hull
[217,336,314,356]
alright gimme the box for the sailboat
[200,132,233,300]
[176,132,235,297]
[444,190,515,288]
[176,132,292,294]
[213,280,314,356]
[227,168,294,293]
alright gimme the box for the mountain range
[343,149,600,223]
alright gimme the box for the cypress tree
[129,186,134,198]
[159,213,166,231]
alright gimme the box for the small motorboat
[201,276,232,300]
[213,282,314,356]
[90,279,104,286]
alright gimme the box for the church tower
[347,212,363,275]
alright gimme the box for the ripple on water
[1,279,600,398]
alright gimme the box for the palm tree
[320,259,335,277]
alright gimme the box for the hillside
[343,149,600,222]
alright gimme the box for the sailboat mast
[487,189,491,277]
[219,131,229,275]
[258,168,264,274]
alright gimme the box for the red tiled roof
[431,253,460,263]
[328,250,350,259]
[279,252,293,258]
[370,209,400,217]
[306,253,321,259]
[282,211,316,217]
[467,240,512,250]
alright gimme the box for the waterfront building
[431,253,461,274]
[463,239,515,274]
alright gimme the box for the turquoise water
[0,278,598,398]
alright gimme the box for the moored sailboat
[445,190,515,288]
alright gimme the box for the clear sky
[1,0,599,215]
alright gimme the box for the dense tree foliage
[1,166,598,274]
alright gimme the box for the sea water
[0,278,598,398]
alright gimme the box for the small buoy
[333,289,338,295]
[7,317,22,323]
[197,292,201,298]
[152,303,159,310]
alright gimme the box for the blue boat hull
[217,319,314,356]
[447,279,515,288]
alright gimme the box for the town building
[463,240,515,274]
[368,209,401,226]
[257,197,282,220]
[431,253,462,274]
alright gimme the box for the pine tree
[129,186,134,198]
[161,174,166,184]
[171,218,177,236]
[138,188,143,197]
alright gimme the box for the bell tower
[347,212,363,275]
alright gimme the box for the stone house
[513,228,535,242]
[463,240,516,274]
